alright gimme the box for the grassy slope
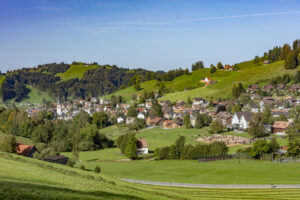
[0,131,33,145]
[108,61,299,102]
[3,153,300,200]
[21,85,53,104]
[56,64,101,81]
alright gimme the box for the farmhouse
[272,121,291,136]
[163,120,182,129]
[224,64,234,71]
[146,116,163,127]
[231,111,253,130]
[136,138,148,155]
[17,143,36,158]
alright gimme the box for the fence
[274,156,300,163]
[197,153,275,163]
[198,155,235,162]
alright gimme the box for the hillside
[2,152,300,199]
[108,60,299,102]
[56,63,105,81]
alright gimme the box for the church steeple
[57,95,62,116]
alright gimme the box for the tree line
[0,108,114,160]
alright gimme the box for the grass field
[56,63,103,81]
[101,126,251,151]
[2,153,300,199]
[62,148,127,162]
[107,61,299,102]
[81,159,300,185]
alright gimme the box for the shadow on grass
[0,178,146,200]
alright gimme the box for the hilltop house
[231,112,253,130]
[136,138,148,155]
[224,64,234,71]
[201,77,216,86]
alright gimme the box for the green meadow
[56,63,102,81]
[2,152,300,199]
[107,61,299,102]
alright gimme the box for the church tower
[57,96,62,116]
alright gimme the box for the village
[23,79,300,152]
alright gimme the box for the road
[121,178,300,189]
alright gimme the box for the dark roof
[17,144,35,157]
[43,155,69,162]
[249,102,259,108]
[235,111,253,122]
[136,138,148,148]
[193,97,204,101]
[248,84,260,90]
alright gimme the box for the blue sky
[0,0,300,72]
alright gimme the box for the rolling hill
[107,60,299,102]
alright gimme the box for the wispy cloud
[35,6,71,12]
[80,26,180,33]
[107,10,300,25]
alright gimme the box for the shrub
[0,135,18,153]
[66,159,75,167]
[80,165,85,170]
[94,166,101,173]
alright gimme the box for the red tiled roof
[17,144,34,157]
[272,121,291,129]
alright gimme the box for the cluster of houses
[24,82,300,138]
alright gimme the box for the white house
[137,112,146,119]
[136,138,148,155]
[231,112,253,130]
[117,116,125,124]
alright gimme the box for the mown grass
[1,153,300,199]
[83,159,300,185]
[62,148,127,162]
[56,64,102,81]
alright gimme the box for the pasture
[108,60,299,102]
[56,63,101,81]
[2,152,300,199]
[82,159,300,185]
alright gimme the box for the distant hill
[1,39,299,104]
[0,62,157,104]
